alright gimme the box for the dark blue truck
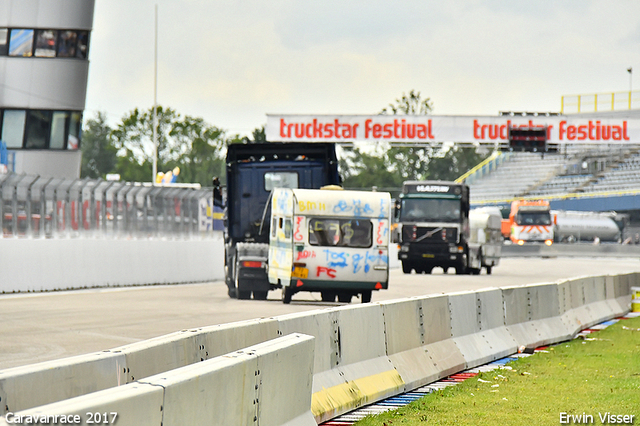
[219,142,340,300]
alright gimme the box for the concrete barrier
[1,272,637,425]
[117,317,279,384]
[1,334,315,426]
[0,318,280,416]
[526,282,572,346]
[145,333,315,426]
[0,383,164,426]
[380,297,439,391]
[277,304,403,424]
[444,289,517,368]
[604,275,625,315]
[419,294,466,379]
[562,277,596,332]
[474,288,518,360]
[502,243,640,258]
[449,291,497,368]
[0,238,224,293]
[0,351,126,417]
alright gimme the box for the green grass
[355,316,640,426]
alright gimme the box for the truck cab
[396,180,480,274]
[508,200,553,245]
[223,143,340,300]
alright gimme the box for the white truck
[268,187,392,304]
[468,207,503,274]
[551,210,623,243]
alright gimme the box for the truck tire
[282,287,293,304]
[455,265,467,275]
[401,261,412,274]
[361,291,372,303]
[338,292,352,303]
[253,291,268,300]
[321,291,336,302]
[486,266,493,275]
[238,290,251,300]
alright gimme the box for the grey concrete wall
[0,237,225,293]
[502,243,640,257]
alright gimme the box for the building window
[1,28,89,59]
[76,31,89,59]
[50,111,69,149]
[58,30,77,57]
[1,110,27,148]
[25,110,52,149]
[0,29,8,56]
[68,112,82,150]
[9,29,34,57]
[0,110,82,150]
[35,30,58,58]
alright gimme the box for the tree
[80,112,118,179]
[340,145,404,189]
[340,90,490,187]
[427,146,488,181]
[168,115,226,185]
[82,106,235,186]
[381,90,435,182]
[251,125,266,142]
[109,106,230,185]
[380,89,433,116]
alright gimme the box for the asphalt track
[1,256,639,370]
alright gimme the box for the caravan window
[308,218,372,248]
[284,218,292,238]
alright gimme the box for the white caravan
[268,187,391,304]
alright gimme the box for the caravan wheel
[282,287,293,304]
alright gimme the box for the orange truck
[502,200,554,245]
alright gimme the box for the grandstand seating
[467,145,640,203]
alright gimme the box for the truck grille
[402,226,457,244]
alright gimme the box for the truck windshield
[264,172,298,191]
[515,211,551,226]
[308,218,372,248]
[399,199,461,223]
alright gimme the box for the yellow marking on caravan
[299,200,326,212]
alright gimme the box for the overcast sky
[85,1,640,137]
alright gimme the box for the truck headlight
[400,245,410,252]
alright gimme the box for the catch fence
[0,173,222,239]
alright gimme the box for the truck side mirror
[212,176,223,207]
[394,199,401,218]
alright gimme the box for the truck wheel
[455,266,467,275]
[401,262,412,274]
[253,291,268,300]
[321,291,336,302]
[361,291,372,303]
[486,266,492,275]
[282,287,293,304]
[338,293,352,303]
[471,268,481,275]
[238,290,251,300]
[425,266,433,274]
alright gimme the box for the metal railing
[455,151,510,185]
[0,172,222,239]
[561,90,640,114]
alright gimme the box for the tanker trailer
[551,210,622,243]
